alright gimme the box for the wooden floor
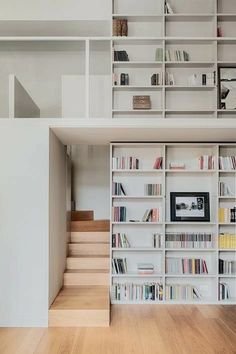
[0,305,236,354]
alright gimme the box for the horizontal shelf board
[112,14,163,21]
[218,249,236,252]
[218,299,236,305]
[165,38,216,44]
[217,14,236,21]
[112,37,163,44]
[217,38,236,43]
[165,248,217,252]
[165,14,215,22]
[165,61,215,67]
[218,196,236,199]
[112,273,162,277]
[113,61,163,68]
[165,169,216,173]
[112,85,163,90]
[165,85,215,90]
[219,223,236,225]
[112,109,163,114]
[218,274,236,278]
[112,248,163,251]
[166,222,216,225]
[112,169,163,173]
[112,222,163,225]
[165,109,215,114]
[217,109,236,114]
[219,170,236,173]
[111,300,164,304]
[165,274,216,278]
[112,195,163,199]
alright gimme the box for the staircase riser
[71,220,110,232]
[69,244,109,256]
[67,258,109,270]
[64,274,109,286]
[49,309,109,327]
[71,231,110,243]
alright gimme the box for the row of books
[112,182,126,196]
[166,258,208,274]
[153,156,163,169]
[153,233,162,248]
[145,183,162,196]
[151,73,163,86]
[112,157,139,170]
[138,263,154,275]
[188,73,215,87]
[112,233,130,248]
[165,50,190,62]
[218,207,236,223]
[112,258,127,274]
[165,233,213,249]
[219,259,236,275]
[113,18,128,37]
[112,206,126,222]
[219,282,230,300]
[219,181,233,197]
[218,233,236,249]
[198,155,215,170]
[142,208,162,222]
[112,282,163,301]
[165,284,201,301]
[219,156,236,170]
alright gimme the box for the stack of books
[155,48,163,61]
[198,155,215,170]
[219,182,233,196]
[112,258,127,274]
[114,50,129,61]
[166,258,208,274]
[218,207,236,223]
[219,283,230,300]
[165,50,190,62]
[219,259,236,274]
[151,73,163,86]
[113,282,163,301]
[153,156,163,169]
[144,183,162,196]
[113,18,128,36]
[165,232,213,249]
[219,233,236,249]
[219,156,236,170]
[112,233,130,248]
[166,284,202,301]
[112,182,126,196]
[169,161,185,170]
[153,233,162,248]
[137,263,154,275]
[112,156,139,170]
[142,208,161,222]
[112,206,126,222]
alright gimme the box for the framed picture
[170,192,210,222]
[218,66,236,110]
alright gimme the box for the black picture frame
[170,192,210,222]
[218,66,236,110]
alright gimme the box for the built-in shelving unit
[0,0,235,119]
[110,143,236,304]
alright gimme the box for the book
[219,233,236,249]
[169,161,185,170]
[151,73,163,86]
[219,156,236,170]
[112,258,128,274]
[153,233,162,248]
[165,1,174,14]
[219,182,233,197]
[141,208,161,222]
[114,50,129,62]
[219,259,236,274]
[144,183,162,196]
[113,18,128,36]
[155,48,163,61]
[112,156,139,170]
[112,233,130,248]
[137,263,154,274]
[112,182,126,196]
[219,282,230,300]
[153,156,163,169]
[218,207,236,223]
[165,50,189,62]
[112,206,127,222]
[198,155,215,170]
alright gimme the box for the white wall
[49,130,68,306]
[0,0,111,20]
[0,123,49,327]
[71,145,110,219]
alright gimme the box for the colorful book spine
[112,206,127,222]
[165,233,213,249]
[113,282,163,301]
[166,258,208,274]
[112,233,130,248]
[219,233,236,249]
[144,184,162,196]
[218,207,236,223]
[112,157,139,170]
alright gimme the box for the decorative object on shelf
[165,1,174,14]
[170,192,210,222]
[153,156,163,169]
[166,284,202,301]
[133,95,151,110]
[219,233,236,249]
[120,73,129,85]
[188,72,215,87]
[218,207,236,223]
[218,67,236,110]
[114,50,129,61]
[219,258,236,275]
[137,263,154,275]
[219,156,236,170]
[169,161,185,170]
[165,232,213,249]
[165,71,175,85]
[112,282,163,301]
[219,282,229,301]
[145,183,162,196]
[166,257,208,274]
[113,18,128,37]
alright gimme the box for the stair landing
[49,286,110,327]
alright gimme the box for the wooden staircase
[49,212,110,327]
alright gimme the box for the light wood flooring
[0,305,236,354]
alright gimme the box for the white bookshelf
[110,143,236,304]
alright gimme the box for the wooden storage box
[133,95,151,110]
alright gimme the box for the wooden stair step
[71,210,94,221]
[67,256,110,270]
[71,231,110,243]
[49,286,110,327]
[71,220,110,232]
[64,270,109,286]
[69,243,110,256]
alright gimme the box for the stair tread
[65,269,109,274]
[67,255,109,259]
[50,286,109,310]
[69,242,109,245]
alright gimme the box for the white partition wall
[110,143,236,304]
